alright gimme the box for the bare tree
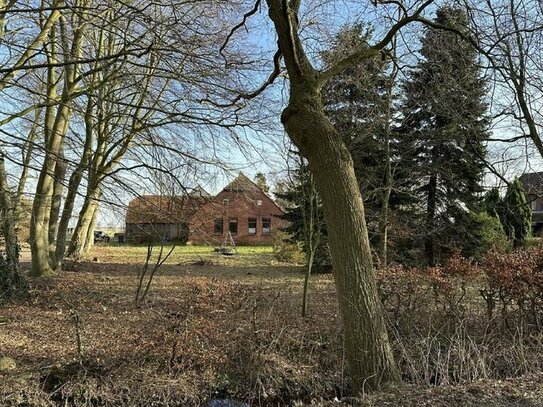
[298,158,322,318]
[216,0,448,391]
[462,0,543,159]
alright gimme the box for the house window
[248,218,257,235]
[229,218,238,235]
[223,198,229,206]
[256,199,262,206]
[262,218,271,235]
[214,218,223,234]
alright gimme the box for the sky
[2,0,543,229]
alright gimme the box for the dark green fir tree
[321,24,418,264]
[399,7,490,265]
[501,179,532,247]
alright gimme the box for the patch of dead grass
[3,246,543,406]
[2,247,342,406]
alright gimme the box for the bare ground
[1,245,543,406]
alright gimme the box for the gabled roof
[519,172,543,196]
[190,185,211,197]
[126,195,207,224]
[221,173,262,193]
[217,173,285,215]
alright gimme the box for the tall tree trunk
[379,169,391,267]
[82,203,99,255]
[67,186,101,259]
[301,168,320,317]
[301,247,315,317]
[30,27,59,277]
[263,0,401,391]
[425,173,437,266]
[378,125,392,267]
[53,116,94,269]
[301,200,315,317]
[378,62,397,268]
[0,151,27,299]
[48,146,66,261]
[282,89,400,391]
[53,161,89,268]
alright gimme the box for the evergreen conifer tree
[254,173,270,193]
[276,161,330,268]
[321,25,388,217]
[321,24,418,264]
[501,179,532,247]
[399,7,490,265]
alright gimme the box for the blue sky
[2,0,543,228]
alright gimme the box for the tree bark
[264,0,400,391]
[29,103,72,276]
[48,146,66,261]
[53,97,95,269]
[53,166,86,269]
[67,186,101,259]
[282,89,400,391]
[0,151,26,299]
[82,201,99,255]
[15,109,41,207]
[30,145,60,276]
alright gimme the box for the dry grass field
[1,245,543,406]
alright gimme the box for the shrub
[272,231,304,264]
[378,250,543,385]
[461,211,510,259]
[480,249,543,328]
[312,235,332,272]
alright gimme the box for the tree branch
[219,0,261,67]
[318,0,436,86]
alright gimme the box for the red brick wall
[189,189,286,245]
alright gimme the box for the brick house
[125,189,209,243]
[189,174,286,245]
[125,174,286,245]
[519,172,543,236]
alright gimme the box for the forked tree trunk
[53,170,84,269]
[264,0,400,392]
[53,127,94,269]
[30,5,87,275]
[282,89,400,391]
[30,113,71,276]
